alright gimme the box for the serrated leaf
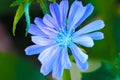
[11,0,24,7]
[12,3,24,35]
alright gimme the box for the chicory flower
[25,0,105,78]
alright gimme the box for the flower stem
[63,69,71,80]
[24,2,30,36]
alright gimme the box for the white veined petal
[25,45,48,55]
[74,20,105,36]
[52,50,64,78]
[50,3,61,28]
[73,36,94,47]
[75,3,94,29]
[69,43,88,63]
[34,17,58,37]
[52,47,71,78]
[59,0,68,31]
[68,1,86,32]
[31,36,55,46]
[61,47,72,69]
[38,45,60,64]
[34,17,46,28]
[43,14,58,30]
[38,45,61,75]
[69,43,88,71]
[75,59,89,71]
[28,24,47,37]
[85,32,104,40]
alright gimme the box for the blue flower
[25,0,105,78]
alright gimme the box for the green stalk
[63,69,71,80]
[24,2,30,36]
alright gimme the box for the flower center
[56,31,72,47]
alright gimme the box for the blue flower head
[25,0,105,78]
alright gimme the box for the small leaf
[12,3,24,35]
[11,0,24,7]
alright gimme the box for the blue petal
[28,24,47,37]
[25,45,48,55]
[34,17,45,27]
[73,36,94,47]
[69,43,88,63]
[75,3,94,29]
[50,3,61,28]
[34,17,58,37]
[38,45,61,75]
[43,14,58,30]
[86,32,104,40]
[52,51,63,78]
[68,1,85,32]
[76,60,88,71]
[74,20,105,36]
[59,0,68,31]
[52,47,72,78]
[31,36,55,46]
[38,45,60,64]
[61,47,72,69]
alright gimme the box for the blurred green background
[0,0,120,80]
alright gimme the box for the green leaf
[37,0,50,14]
[12,3,24,35]
[11,0,24,7]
